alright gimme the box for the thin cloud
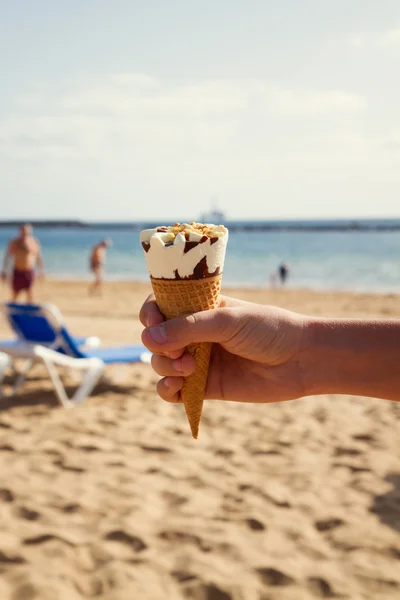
[348,28,400,49]
[0,73,380,221]
[0,76,366,163]
[15,77,366,118]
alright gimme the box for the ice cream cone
[151,274,222,439]
[140,222,228,438]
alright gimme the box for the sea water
[0,221,399,293]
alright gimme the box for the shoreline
[39,277,400,298]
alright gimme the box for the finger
[156,377,183,403]
[139,294,165,327]
[151,353,196,377]
[151,348,186,360]
[139,293,244,328]
[142,306,241,353]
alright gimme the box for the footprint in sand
[256,483,292,509]
[14,505,41,521]
[256,567,295,587]
[23,534,71,546]
[370,473,400,532]
[332,462,370,474]
[104,530,147,552]
[53,457,86,473]
[352,433,376,443]
[0,488,14,503]
[250,448,281,456]
[140,445,172,454]
[172,427,185,436]
[215,448,234,458]
[146,467,161,474]
[62,502,80,513]
[223,492,244,505]
[186,475,205,489]
[245,518,266,532]
[0,549,25,565]
[307,576,336,597]
[163,491,188,508]
[334,446,362,457]
[389,547,400,559]
[238,483,253,492]
[0,442,15,452]
[183,582,233,600]
[159,530,210,552]
[171,571,198,584]
[314,518,344,532]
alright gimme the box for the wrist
[300,316,365,397]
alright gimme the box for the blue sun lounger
[0,302,151,407]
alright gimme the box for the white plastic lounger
[0,352,11,391]
[0,302,151,406]
[0,344,104,407]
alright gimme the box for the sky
[0,0,399,221]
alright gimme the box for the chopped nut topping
[159,222,226,238]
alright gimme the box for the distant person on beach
[89,239,112,296]
[278,262,289,285]
[1,224,45,303]
[140,294,400,404]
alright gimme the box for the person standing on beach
[278,262,289,285]
[1,224,45,303]
[89,239,112,296]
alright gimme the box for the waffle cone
[150,274,222,439]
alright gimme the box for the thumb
[141,307,238,353]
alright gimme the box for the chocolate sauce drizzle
[183,235,216,254]
[173,257,220,280]
[183,241,198,254]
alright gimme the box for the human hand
[140,295,308,404]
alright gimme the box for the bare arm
[1,242,13,278]
[302,317,400,401]
[140,295,400,404]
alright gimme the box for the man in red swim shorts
[1,224,45,303]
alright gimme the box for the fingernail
[148,324,167,344]
[173,358,184,374]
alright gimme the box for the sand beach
[0,279,399,599]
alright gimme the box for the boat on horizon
[199,208,226,224]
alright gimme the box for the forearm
[302,317,400,401]
[1,253,10,273]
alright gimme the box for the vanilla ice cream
[140,222,229,280]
